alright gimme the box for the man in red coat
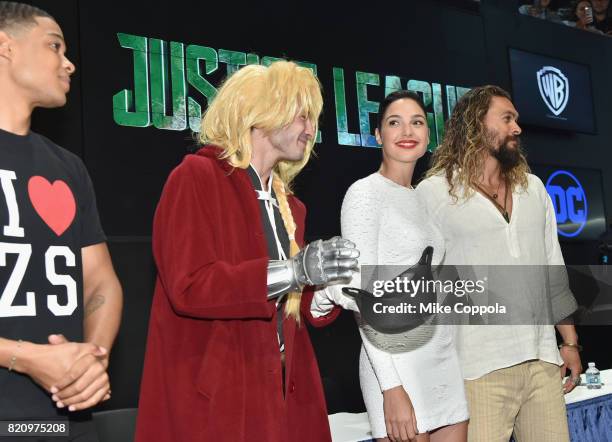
[135,60,360,442]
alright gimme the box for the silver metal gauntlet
[266,236,360,300]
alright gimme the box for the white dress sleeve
[341,181,403,392]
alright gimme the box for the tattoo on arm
[85,294,106,317]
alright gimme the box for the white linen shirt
[417,173,577,380]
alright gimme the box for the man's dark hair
[0,1,53,35]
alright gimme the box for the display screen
[531,165,606,241]
[509,48,595,134]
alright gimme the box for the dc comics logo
[545,170,587,238]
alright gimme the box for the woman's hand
[382,385,419,441]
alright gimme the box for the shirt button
[289,382,296,393]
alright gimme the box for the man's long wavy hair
[427,85,529,200]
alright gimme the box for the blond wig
[199,60,322,189]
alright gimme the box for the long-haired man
[418,85,580,442]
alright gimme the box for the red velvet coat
[135,146,340,442]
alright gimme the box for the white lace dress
[315,172,469,437]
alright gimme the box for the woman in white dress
[312,91,468,442]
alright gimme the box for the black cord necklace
[476,180,510,223]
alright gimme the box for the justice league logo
[537,66,569,116]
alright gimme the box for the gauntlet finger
[323,258,359,271]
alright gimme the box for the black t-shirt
[0,128,105,419]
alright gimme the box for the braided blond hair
[272,174,302,322]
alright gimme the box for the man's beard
[486,131,523,172]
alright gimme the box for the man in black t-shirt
[0,2,122,440]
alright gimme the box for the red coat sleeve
[152,157,274,320]
[300,287,341,327]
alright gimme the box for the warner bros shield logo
[537,66,569,116]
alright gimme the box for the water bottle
[585,362,602,389]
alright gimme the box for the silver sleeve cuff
[267,260,301,299]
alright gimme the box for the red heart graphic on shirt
[28,176,76,236]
